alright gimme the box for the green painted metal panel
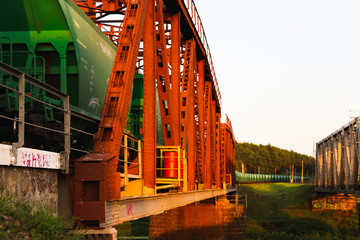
[58,0,116,117]
[1,0,69,32]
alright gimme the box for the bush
[0,187,81,239]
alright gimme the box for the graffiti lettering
[126,203,134,216]
[18,150,59,169]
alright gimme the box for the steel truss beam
[74,0,150,224]
[102,188,236,228]
[316,117,360,192]
[72,0,237,227]
[155,0,177,146]
[179,39,196,190]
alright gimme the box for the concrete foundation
[149,198,246,240]
[0,165,58,212]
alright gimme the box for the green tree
[234,142,315,176]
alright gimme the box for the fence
[0,61,70,173]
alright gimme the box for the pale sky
[195,0,360,156]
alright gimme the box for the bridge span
[0,0,237,235]
[316,117,360,193]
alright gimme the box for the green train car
[236,171,308,184]
[0,0,163,154]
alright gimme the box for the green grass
[0,187,81,240]
[239,183,360,240]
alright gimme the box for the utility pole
[301,160,304,183]
[293,165,295,182]
[242,163,245,173]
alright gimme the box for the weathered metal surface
[102,188,236,228]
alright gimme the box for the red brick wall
[149,200,246,240]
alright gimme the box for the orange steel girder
[215,112,221,188]
[154,0,177,146]
[74,0,126,42]
[71,0,237,227]
[143,0,156,193]
[195,60,205,185]
[226,115,236,187]
[211,100,216,187]
[170,12,181,145]
[180,39,196,190]
[220,124,226,185]
[221,116,236,187]
[204,81,212,189]
[74,0,149,224]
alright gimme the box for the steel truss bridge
[316,117,360,193]
[0,0,237,229]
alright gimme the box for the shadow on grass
[240,183,360,240]
[247,214,349,240]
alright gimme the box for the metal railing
[120,133,142,189]
[182,0,221,106]
[228,194,248,208]
[156,146,187,191]
[0,61,70,173]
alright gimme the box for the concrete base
[149,199,246,240]
[0,165,74,224]
[0,165,58,212]
[70,227,118,240]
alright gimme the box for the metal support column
[196,60,205,188]
[143,0,156,195]
[170,12,181,145]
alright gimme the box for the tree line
[235,142,315,177]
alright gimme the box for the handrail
[0,61,70,173]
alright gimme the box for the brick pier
[149,197,246,240]
[312,193,356,212]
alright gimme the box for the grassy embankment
[0,188,81,240]
[239,183,359,240]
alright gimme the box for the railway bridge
[0,0,240,238]
[314,117,360,215]
[316,117,360,193]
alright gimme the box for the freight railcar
[236,171,305,184]
[0,0,162,155]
